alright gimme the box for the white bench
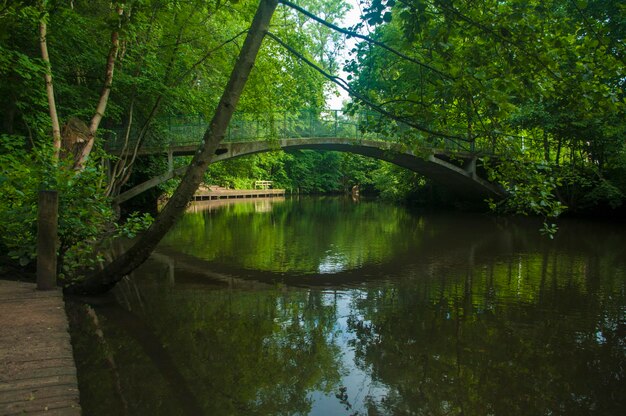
[254,180,273,189]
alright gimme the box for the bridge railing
[104,110,489,155]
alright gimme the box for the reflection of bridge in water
[107,110,507,204]
[147,214,499,290]
[145,200,514,290]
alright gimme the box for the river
[68,196,626,416]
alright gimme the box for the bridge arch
[113,137,502,205]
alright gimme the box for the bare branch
[105,100,134,197]
[278,0,454,80]
[267,32,469,142]
[173,30,248,86]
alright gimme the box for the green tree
[344,0,626,214]
[1,0,351,283]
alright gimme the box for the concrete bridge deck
[112,137,502,205]
[0,280,81,415]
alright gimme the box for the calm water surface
[69,197,626,416]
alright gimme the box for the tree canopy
[342,0,625,221]
[1,0,624,286]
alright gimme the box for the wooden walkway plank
[0,280,81,415]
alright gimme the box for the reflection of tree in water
[72,204,626,415]
[346,248,626,416]
[161,197,422,273]
[77,283,347,415]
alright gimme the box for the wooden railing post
[37,190,58,290]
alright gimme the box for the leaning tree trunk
[66,0,279,295]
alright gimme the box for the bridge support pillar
[463,157,477,176]
[167,149,173,173]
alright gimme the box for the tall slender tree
[68,0,280,294]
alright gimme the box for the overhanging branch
[173,30,249,86]
[278,0,454,81]
[267,32,469,142]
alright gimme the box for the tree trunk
[67,0,279,295]
[555,136,562,166]
[542,131,550,163]
[74,29,120,170]
[39,18,61,161]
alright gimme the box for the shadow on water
[68,197,626,416]
[67,293,205,416]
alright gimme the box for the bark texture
[67,0,279,295]
[39,18,62,160]
[74,29,120,170]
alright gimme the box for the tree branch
[75,16,121,170]
[267,32,469,142]
[107,28,247,196]
[421,0,562,80]
[278,0,454,80]
[173,30,248,87]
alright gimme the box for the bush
[0,139,113,279]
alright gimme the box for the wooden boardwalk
[193,187,285,201]
[0,280,80,415]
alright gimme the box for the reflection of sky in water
[307,291,390,415]
[76,201,626,416]
[317,246,350,274]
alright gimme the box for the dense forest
[0,0,624,287]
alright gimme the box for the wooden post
[37,190,58,290]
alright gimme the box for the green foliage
[582,179,624,210]
[345,0,626,216]
[3,0,625,283]
[0,139,113,270]
[115,212,154,239]
[203,150,387,195]
[487,159,566,218]
[283,150,343,193]
[486,158,567,237]
[0,0,361,278]
[371,162,423,202]
[59,239,106,284]
[0,137,39,265]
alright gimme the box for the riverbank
[0,280,81,415]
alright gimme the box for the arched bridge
[107,110,505,204]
